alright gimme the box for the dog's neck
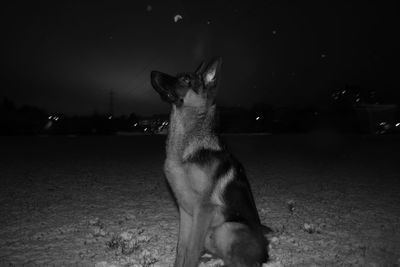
[166,105,220,162]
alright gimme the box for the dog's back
[151,58,268,267]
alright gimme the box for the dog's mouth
[151,71,179,104]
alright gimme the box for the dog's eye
[181,76,191,86]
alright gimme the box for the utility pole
[108,89,114,119]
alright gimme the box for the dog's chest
[164,159,211,213]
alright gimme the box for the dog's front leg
[184,204,215,267]
[174,207,192,267]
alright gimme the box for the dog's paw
[199,253,224,267]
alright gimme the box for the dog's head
[151,57,222,108]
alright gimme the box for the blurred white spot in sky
[321,54,326,58]
[146,5,152,12]
[272,30,277,35]
[174,14,183,23]
[256,116,260,121]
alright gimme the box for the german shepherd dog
[151,58,269,267]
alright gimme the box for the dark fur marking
[184,148,224,165]
[187,148,262,228]
[223,173,262,228]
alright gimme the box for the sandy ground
[0,134,399,267]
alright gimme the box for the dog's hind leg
[206,222,268,267]
[174,207,192,267]
[184,204,215,267]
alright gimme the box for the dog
[151,57,269,267]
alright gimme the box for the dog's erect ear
[150,71,178,103]
[195,61,206,75]
[202,57,222,90]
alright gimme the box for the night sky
[1,1,398,116]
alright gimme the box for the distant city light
[144,128,148,132]
[48,115,60,121]
[134,123,138,127]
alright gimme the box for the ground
[0,134,399,266]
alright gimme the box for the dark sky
[1,1,398,116]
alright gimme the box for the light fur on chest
[165,105,219,160]
[164,105,223,213]
[164,159,218,214]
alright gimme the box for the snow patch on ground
[0,135,399,266]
